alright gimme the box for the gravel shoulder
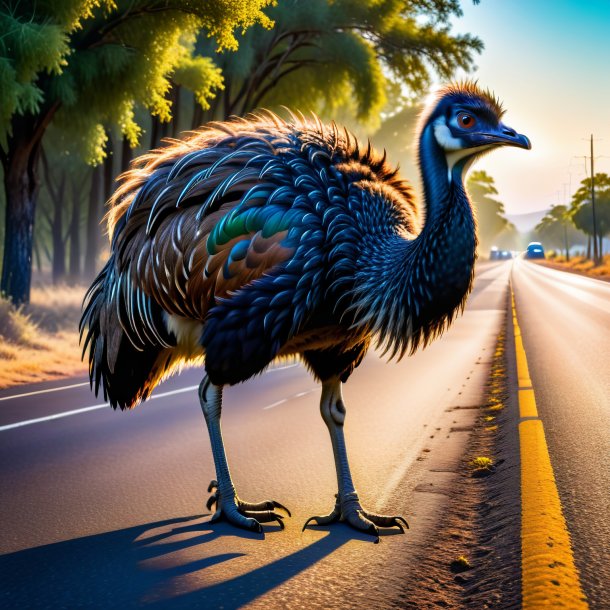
[398,295,523,609]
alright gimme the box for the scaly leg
[199,376,290,532]
[303,377,408,541]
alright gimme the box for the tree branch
[250,62,319,110]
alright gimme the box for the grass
[540,254,610,281]
[449,556,472,573]
[470,456,493,469]
[0,281,87,389]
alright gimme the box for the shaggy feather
[80,84,509,408]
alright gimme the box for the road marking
[0,364,298,405]
[511,285,589,609]
[262,388,317,410]
[0,385,199,432]
[267,363,298,373]
[0,381,90,402]
[0,379,316,431]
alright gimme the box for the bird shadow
[0,514,362,609]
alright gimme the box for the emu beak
[491,124,531,150]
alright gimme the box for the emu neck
[410,123,477,306]
[406,123,477,338]
[413,121,477,275]
[351,124,477,357]
[419,122,468,224]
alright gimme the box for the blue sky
[447,0,610,214]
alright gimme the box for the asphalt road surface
[1,261,512,608]
[511,259,610,609]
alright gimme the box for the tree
[0,0,273,304]
[192,0,484,126]
[466,170,515,254]
[535,205,585,260]
[570,173,610,261]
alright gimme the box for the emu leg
[199,376,290,532]
[303,377,408,541]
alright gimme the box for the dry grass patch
[540,254,610,281]
[470,456,493,469]
[0,283,87,389]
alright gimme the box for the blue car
[525,242,545,259]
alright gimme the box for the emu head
[423,82,531,182]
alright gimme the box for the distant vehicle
[490,247,513,260]
[525,242,545,259]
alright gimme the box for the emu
[81,82,530,539]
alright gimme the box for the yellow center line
[511,284,589,609]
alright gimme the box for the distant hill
[506,208,549,233]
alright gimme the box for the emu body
[81,82,530,537]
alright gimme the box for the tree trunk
[50,172,67,284]
[103,131,115,202]
[151,115,160,148]
[68,176,83,283]
[586,235,591,260]
[2,161,37,303]
[120,136,132,174]
[33,237,42,273]
[172,85,182,137]
[191,103,203,130]
[84,165,102,280]
[1,107,57,304]
[159,119,169,143]
[1,138,39,303]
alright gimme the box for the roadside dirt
[0,282,87,389]
[398,297,522,608]
[535,256,610,282]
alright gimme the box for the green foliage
[571,172,610,209]
[569,173,610,239]
[174,54,224,111]
[466,170,516,253]
[534,205,583,253]
[0,0,274,158]
[571,200,610,239]
[199,0,483,127]
[1,0,275,305]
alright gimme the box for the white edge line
[0,381,90,402]
[1,384,318,432]
[267,363,298,373]
[0,363,299,403]
[0,385,198,433]
[263,388,317,410]
[262,398,288,410]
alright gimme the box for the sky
[445,0,610,216]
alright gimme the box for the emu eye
[457,113,476,129]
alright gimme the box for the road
[511,259,610,609]
[0,261,513,608]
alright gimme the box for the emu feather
[80,82,530,537]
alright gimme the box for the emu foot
[206,480,291,533]
[302,492,408,543]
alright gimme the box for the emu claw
[207,493,218,511]
[205,480,290,533]
[302,492,408,542]
[302,498,341,531]
[365,514,409,533]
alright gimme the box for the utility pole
[590,134,599,264]
[562,183,570,261]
